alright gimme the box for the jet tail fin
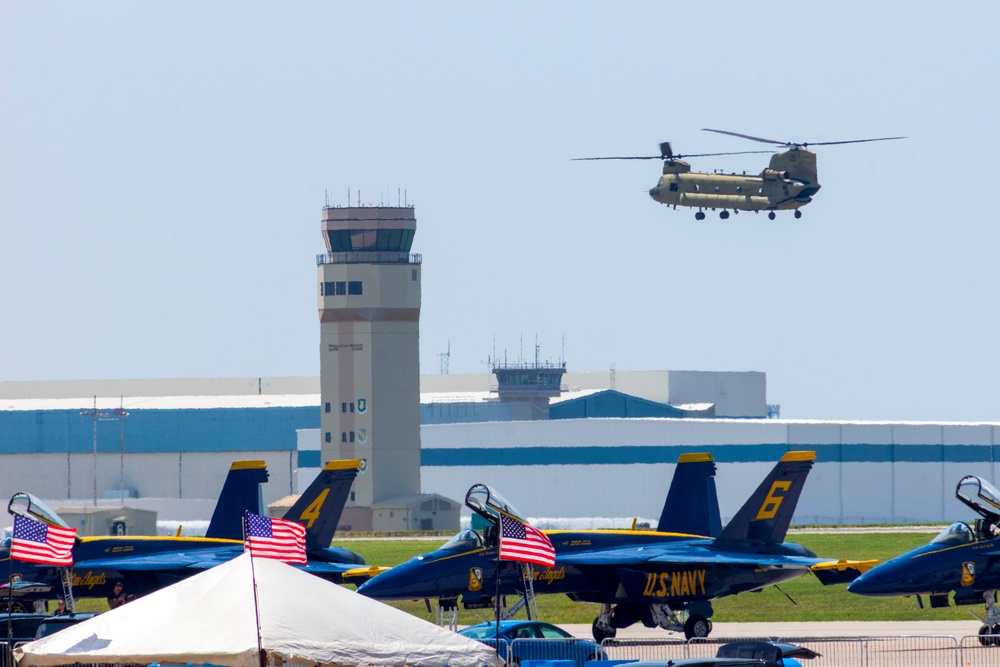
[714,451,815,546]
[285,460,362,550]
[656,453,721,536]
[205,460,270,540]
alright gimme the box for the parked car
[0,613,50,646]
[620,641,820,667]
[33,613,100,639]
[459,620,605,667]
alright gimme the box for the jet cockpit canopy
[465,484,527,526]
[7,492,70,529]
[956,475,1000,523]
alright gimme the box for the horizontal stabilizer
[341,565,393,585]
[657,453,722,537]
[811,559,879,585]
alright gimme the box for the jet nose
[847,563,905,597]
[357,564,414,599]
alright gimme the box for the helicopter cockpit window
[439,529,483,552]
[930,521,975,545]
[669,183,678,192]
[956,475,1000,522]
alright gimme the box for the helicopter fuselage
[648,148,821,214]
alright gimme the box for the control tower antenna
[438,341,451,374]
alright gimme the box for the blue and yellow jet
[358,451,874,640]
[2,459,373,604]
[848,474,1000,643]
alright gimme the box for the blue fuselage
[358,529,818,606]
[848,536,1000,600]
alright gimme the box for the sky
[2,3,999,422]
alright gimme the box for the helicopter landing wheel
[794,210,802,219]
[695,211,706,221]
[719,211,729,219]
[768,211,776,220]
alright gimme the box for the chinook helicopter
[575,129,905,220]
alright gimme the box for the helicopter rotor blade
[703,128,908,149]
[800,136,908,147]
[702,128,787,145]
[676,150,774,158]
[572,149,772,161]
[571,156,664,161]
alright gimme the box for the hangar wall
[419,418,1000,526]
[0,450,295,521]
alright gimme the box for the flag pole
[6,558,13,641]
[494,516,503,664]
[244,512,267,667]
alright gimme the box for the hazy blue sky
[2,3,998,421]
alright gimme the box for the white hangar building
[1,370,997,532]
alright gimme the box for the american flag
[499,513,555,568]
[243,512,307,564]
[10,515,76,566]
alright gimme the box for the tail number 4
[299,488,330,528]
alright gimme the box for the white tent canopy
[15,553,498,667]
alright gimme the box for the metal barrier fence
[8,635,1000,667]
[508,637,605,666]
[601,635,986,667]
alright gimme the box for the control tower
[316,206,422,509]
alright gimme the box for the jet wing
[75,548,368,581]
[560,548,868,574]
[73,547,242,571]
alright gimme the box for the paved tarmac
[562,619,983,639]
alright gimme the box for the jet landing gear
[591,603,713,642]
[650,603,713,640]
[976,590,1000,646]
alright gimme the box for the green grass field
[70,531,971,624]
[342,531,977,625]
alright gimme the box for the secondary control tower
[316,206,422,509]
